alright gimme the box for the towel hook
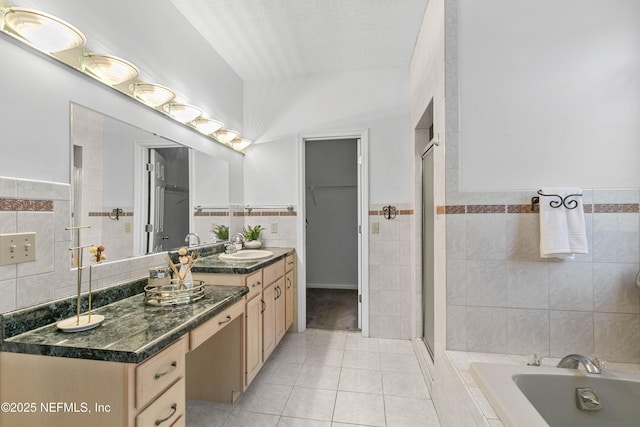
[382,205,397,220]
[108,208,123,220]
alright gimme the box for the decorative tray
[144,279,206,307]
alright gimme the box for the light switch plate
[0,232,36,265]
[371,222,380,234]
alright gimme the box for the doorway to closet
[301,135,368,333]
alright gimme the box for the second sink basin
[219,249,274,261]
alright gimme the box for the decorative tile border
[234,210,297,217]
[194,211,229,217]
[467,205,505,214]
[593,203,639,213]
[369,209,414,216]
[0,198,53,211]
[88,211,133,217]
[439,203,640,214]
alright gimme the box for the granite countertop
[0,247,295,365]
[191,247,294,274]
[1,285,248,364]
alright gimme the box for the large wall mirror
[69,103,230,266]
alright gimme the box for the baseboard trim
[306,283,358,290]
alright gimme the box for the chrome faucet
[557,354,602,374]
[231,233,244,249]
[184,232,200,246]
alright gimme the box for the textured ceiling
[170,0,429,81]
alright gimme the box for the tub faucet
[557,354,602,374]
[184,232,200,246]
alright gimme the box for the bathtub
[470,362,640,427]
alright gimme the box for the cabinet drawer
[245,270,263,300]
[285,254,295,272]
[190,299,245,350]
[136,377,185,427]
[136,336,187,409]
[264,259,284,285]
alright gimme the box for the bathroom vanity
[0,248,296,427]
[191,248,297,386]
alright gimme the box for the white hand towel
[539,187,589,259]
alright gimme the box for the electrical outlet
[125,222,132,233]
[371,222,380,234]
[270,221,278,233]
[0,232,36,265]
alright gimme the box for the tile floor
[187,329,441,427]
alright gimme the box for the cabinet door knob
[218,315,232,325]
[287,278,292,289]
[261,299,266,313]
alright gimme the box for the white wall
[458,0,640,190]
[0,0,246,313]
[243,68,411,204]
[0,0,245,185]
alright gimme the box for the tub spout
[557,354,601,374]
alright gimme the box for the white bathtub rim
[469,362,640,427]
[470,363,549,427]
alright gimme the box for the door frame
[133,139,190,256]
[297,129,369,336]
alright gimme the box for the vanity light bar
[191,117,224,135]
[162,103,202,124]
[132,82,176,107]
[212,128,240,145]
[231,138,252,152]
[84,53,139,86]
[2,7,86,53]
[0,4,251,153]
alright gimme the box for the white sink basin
[219,249,274,261]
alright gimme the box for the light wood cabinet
[0,297,246,427]
[285,253,296,331]
[285,269,295,331]
[186,299,245,404]
[245,290,263,386]
[192,252,295,389]
[262,258,284,361]
[136,377,185,427]
[262,281,277,360]
[274,276,286,344]
[136,336,188,410]
[0,335,189,427]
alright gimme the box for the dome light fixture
[131,82,175,107]
[231,138,252,152]
[2,7,86,53]
[163,103,202,124]
[191,117,224,135]
[212,128,239,145]
[84,54,139,85]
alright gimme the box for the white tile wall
[241,211,297,249]
[0,176,173,313]
[446,191,640,362]
[439,0,640,364]
[369,203,415,339]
